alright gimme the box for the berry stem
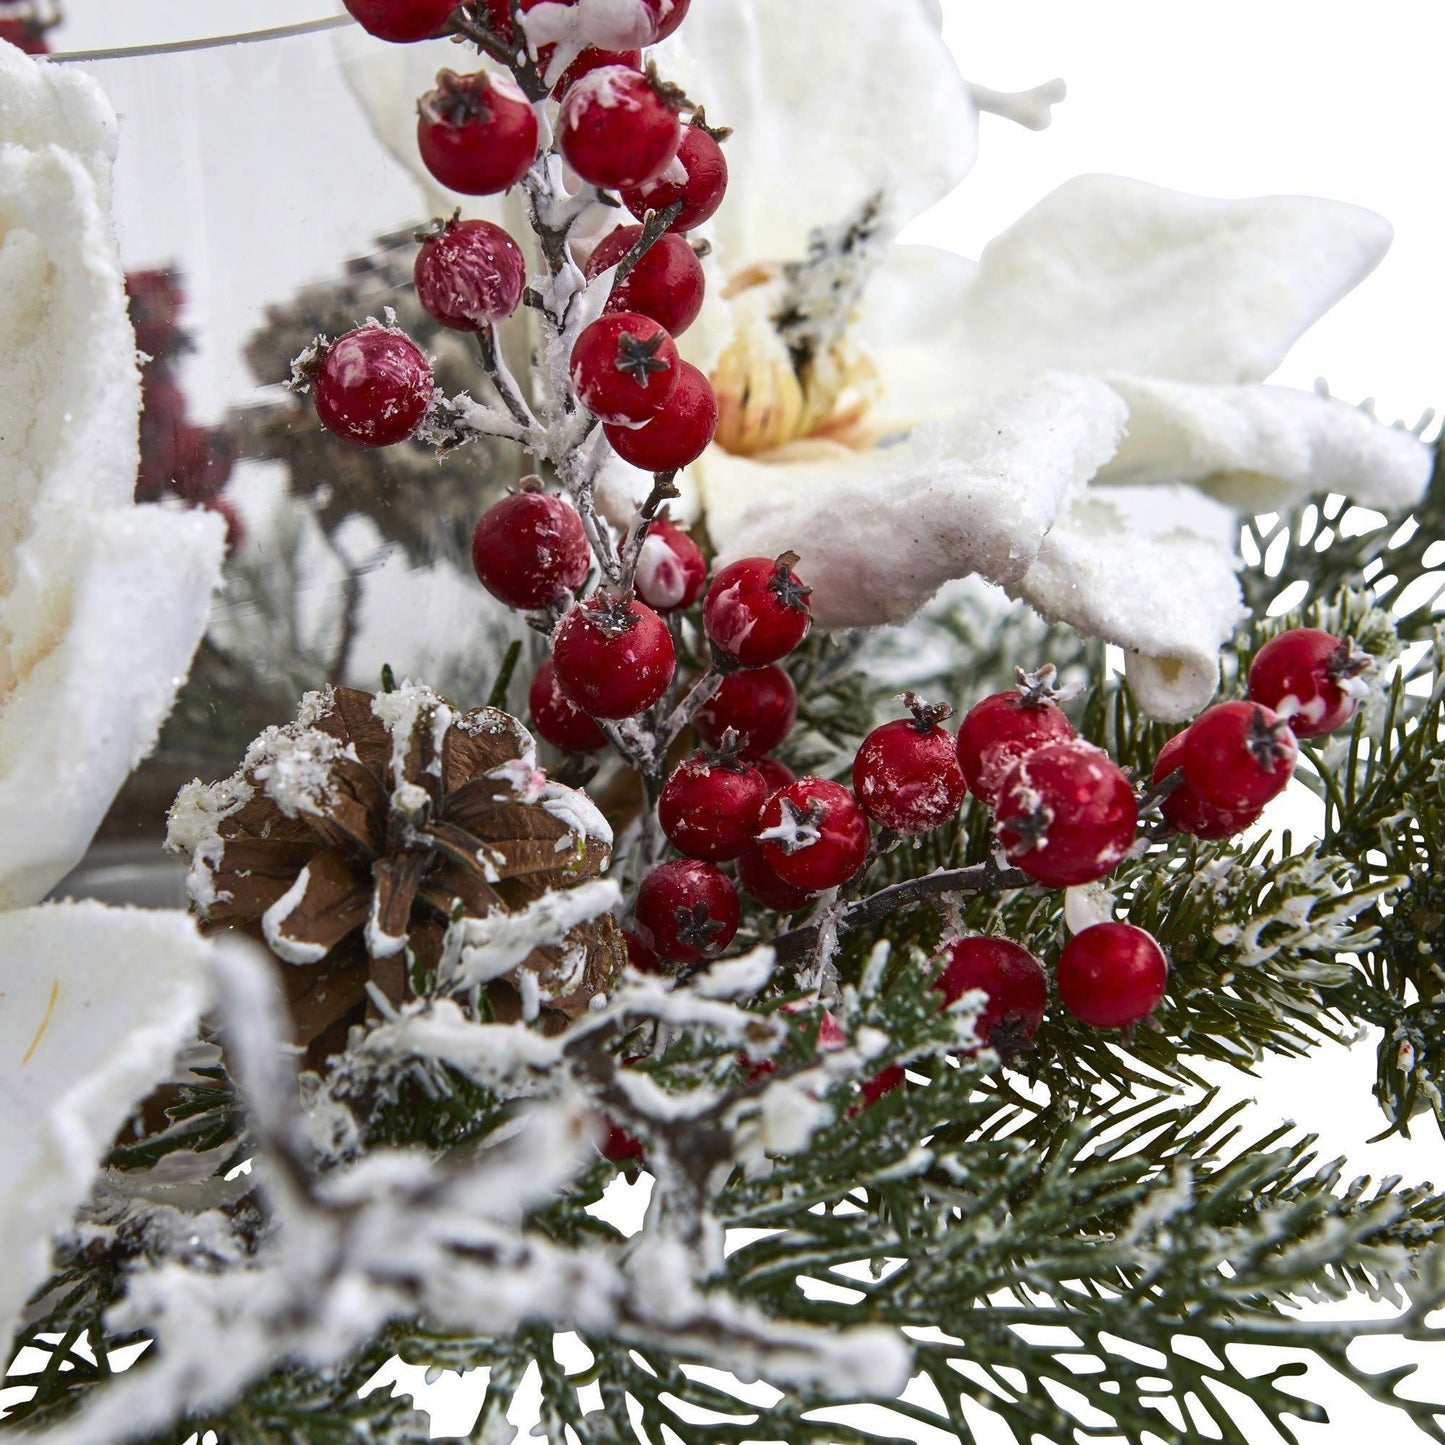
[616,470,682,593]
[610,202,687,294]
[1137,765,1185,815]
[476,324,540,434]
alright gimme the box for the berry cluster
[127,268,241,551]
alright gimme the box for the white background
[44,2,1445,1439]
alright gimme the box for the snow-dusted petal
[1015,485,1246,721]
[702,373,1127,628]
[1099,375,1433,512]
[657,0,976,268]
[934,176,1393,397]
[0,902,214,1362]
[0,47,225,908]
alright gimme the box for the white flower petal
[1015,484,1246,721]
[0,902,214,1362]
[0,48,226,908]
[657,0,976,267]
[940,176,1393,395]
[1100,375,1433,512]
[702,373,1126,628]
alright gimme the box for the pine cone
[167,683,624,1066]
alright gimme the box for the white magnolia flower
[0,41,222,1360]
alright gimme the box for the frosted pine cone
[167,682,624,1065]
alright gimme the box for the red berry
[634,859,739,963]
[1152,731,1261,840]
[644,0,691,39]
[695,665,796,756]
[479,0,515,36]
[1248,628,1370,739]
[586,224,706,337]
[995,741,1137,888]
[659,752,769,862]
[1057,922,1169,1029]
[471,491,591,610]
[604,362,717,471]
[167,425,234,504]
[751,755,797,795]
[933,936,1047,1053]
[343,0,456,42]
[529,657,608,754]
[602,1121,646,1163]
[570,312,679,426]
[558,67,681,190]
[0,17,48,52]
[735,845,816,912]
[703,553,812,666]
[1181,701,1297,812]
[758,779,869,892]
[126,269,186,359]
[205,497,246,558]
[622,123,727,233]
[853,694,967,835]
[313,325,433,447]
[958,686,1074,807]
[550,47,641,100]
[414,217,526,330]
[623,930,660,973]
[552,596,676,718]
[417,70,538,196]
[634,519,706,612]
[856,1065,906,1110]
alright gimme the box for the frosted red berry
[1057,922,1169,1029]
[703,553,812,667]
[551,595,675,718]
[751,755,797,795]
[853,694,967,835]
[735,845,815,913]
[644,0,691,39]
[343,0,457,42]
[933,936,1048,1053]
[995,740,1137,888]
[694,664,796,756]
[471,491,590,610]
[558,67,681,190]
[1152,731,1261,840]
[529,657,608,754]
[1248,628,1370,739]
[417,70,538,196]
[958,682,1074,807]
[622,123,728,233]
[758,779,869,892]
[586,224,706,337]
[1181,701,1297,812]
[0,16,48,52]
[659,751,769,862]
[634,859,739,964]
[634,519,706,612]
[126,269,186,359]
[624,930,660,973]
[313,325,433,447]
[550,47,641,100]
[414,217,526,329]
[570,312,679,425]
[602,1121,645,1164]
[604,362,717,471]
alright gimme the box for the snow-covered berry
[313,324,433,447]
[586,224,706,337]
[634,859,739,963]
[622,122,727,232]
[551,46,642,100]
[570,312,679,425]
[736,845,816,913]
[417,69,538,195]
[1181,701,1297,812]
[1152,730,1261,840]
[933,936,1048,1053]
[414,217,526,329]
[757,778,870,892]
[1056,922,1169,1029]
[694,664,796,756]
[659,746,769,862]
[644,0,691,40]
[703,552,812,666]
[957,673,1075,806]
[471,490,591,610]
[995,740,1137,888]
[853,693,967,835]
[343,0,456,43]
[604,361,717,471]
[551,595,676,718]
[558,66,681,190]
[634,519,706,612]
[1248,628,1371,738]
[528,657,608,754]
